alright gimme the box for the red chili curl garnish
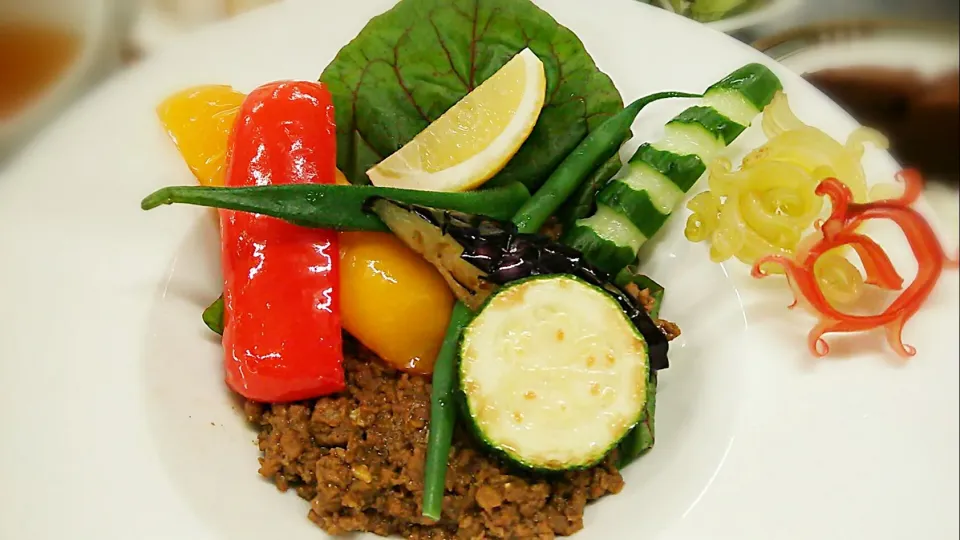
[752,169,959,358]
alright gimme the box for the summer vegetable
[157,85,244,186]
[365,95,692,308]
[565,63,782,276]
[334,171,456,375]
[319,0,624,191]
[459,275,650,471]
[685,92,894,306]
[372,202,672,514]
[141,182,530,230]
[339,232,455,374]
[219,81,344,403]
[753,170,959,358]
[368,48,546,192]
[617,275,663,467]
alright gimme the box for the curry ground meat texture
[245,294,677,539]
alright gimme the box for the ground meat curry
[245,345,623,539]
[245,290,677,539]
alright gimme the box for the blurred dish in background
[809,69,957,183]
[0,22,80,119]
[0,0,126,161]
[638,0,800,34]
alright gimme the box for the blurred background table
[738,0,958,42]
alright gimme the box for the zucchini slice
[459,275,650,470]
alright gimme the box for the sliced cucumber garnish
[459,275,650,471]
[653,122,726,164]
[701,88,759,127]
[628,144,706,194]
[566,204,646,275]
[706,62,783,112]
[667,106,746,146]
[595,180,668,238]
[569,63,782,277]
[578,204,647,252]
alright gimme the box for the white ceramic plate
[0,1,957,539]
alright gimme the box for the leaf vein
[468,0,480,89]
[429,15,469,89]
[392,26,431,122]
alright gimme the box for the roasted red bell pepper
[753,169,959,358]
[220,81,344,402]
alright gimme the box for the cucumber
[706,62,782,112]
[569,63,782,277]
[564,205,644,276]
[653,122,725,164]
[668,106,746,146]
[595,180,668,238]
[458,275,650,471]
[702,89,760,127]
[629,144,705,195]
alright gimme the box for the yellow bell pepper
[339,232,454,374]
[157,85,245,186]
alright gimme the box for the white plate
[0,1,957,539]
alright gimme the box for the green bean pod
[511,91,699,234]
[141,182,531,231]
[421,302,473,520]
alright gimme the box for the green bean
[202,296,225,335]
[617,371,658,468]
[511,91,699,234]
[616,275,664,467]
[141,182,531,230]
[421,302,473,520]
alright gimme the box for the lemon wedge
[367,48,546,192]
